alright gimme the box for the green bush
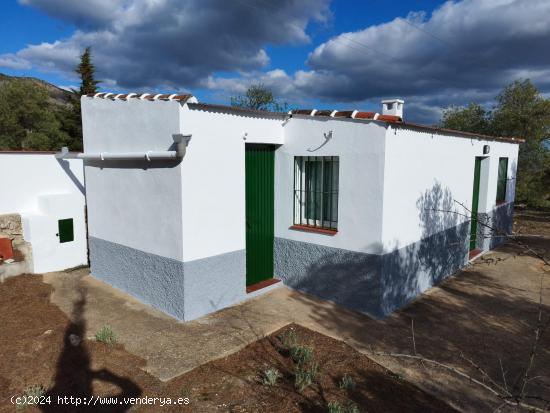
[95,325,117,345]
[278,328,298,348]
[289,345,313,365]
[261,367,281,387]
[327,400,360,413]
[295,360,319,391]
[17,385,46,411]
[339,374,356,391]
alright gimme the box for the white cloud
[6,0,550,123]
[299,0,550,103]
[207,0,550,122]
[0,55,31,70]
[4,0,331,89]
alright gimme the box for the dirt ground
[0,209,548,413]
[0,276,453,412]
[514,207,550,237]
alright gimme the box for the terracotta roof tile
[313,110,334,117]
[354,111,378,120]
[82,97,523,144]
[333,111,355,118]
[377,114,402,122]
[85,92,193,103]
[289,109,315,115]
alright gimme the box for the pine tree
[61,47,100,150]
[75,47,99,96]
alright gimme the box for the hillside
[0,73,82,151]
[0,72,74,106]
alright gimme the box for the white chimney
[381,99,404,118]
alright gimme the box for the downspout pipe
[56,134,192,161]
[172,133,192,158]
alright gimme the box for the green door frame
[245,144,275,286]
[469,157,482,251]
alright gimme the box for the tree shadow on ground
[283,180,549,410]
[289,241,550,410]
[42,287,142,412]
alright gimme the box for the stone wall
[0,213,32,280]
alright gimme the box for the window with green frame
[294,156,339,230]
[496,157,508,203]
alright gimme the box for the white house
[0,152,88,278]
[75,93,521,320]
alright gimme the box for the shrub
[339,374,356,391]
[289,345,313,365]
[278,328,297,348]
[327,401,360,413]
[95,325,117,345]
[17,385,46,411]
[261,367,281,387]
[180,386,191,399]
[295,360,319,391]
[327,401,344,413]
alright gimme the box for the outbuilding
[0,151,87,279]
[77,93,521,321]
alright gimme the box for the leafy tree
[231,83,287,112]
[492,80,550,206]
[440,103,490,135]
[440,80,550,207]
[0,80,70,150]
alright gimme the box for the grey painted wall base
[275,221,471,318]
[274,238,384,317]
[183,249,246,321]
[478,202,514,251]
[90,237,186,319]
[380,221,469,315]
[89,237,245,321]
[89,204,513,322]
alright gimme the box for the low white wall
[0,153,87,273]
[275,117,387,254]
[381,127,519,250]
[0,153,84,215]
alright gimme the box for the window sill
[289,225,337,236]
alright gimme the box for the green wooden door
[470,157,482,251]
[245,144,275,286]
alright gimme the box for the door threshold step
[246,278,280,294]
[469,249,483,260]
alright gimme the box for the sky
[1,0,550,124]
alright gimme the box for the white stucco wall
[0,153,87,273]
[275,116,387,254]
[81,97,184,261]
[180,105,283,262]
[0,154,84,214]
[380,126,520,251]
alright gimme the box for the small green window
[58,218,74,243]
[496,157,508,203]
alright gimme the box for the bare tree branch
[372,351,549,412]
[459,352,511,397]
